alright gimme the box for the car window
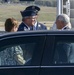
[53,36,74,64]
[0,43,35,66]
[0,35,45,66]
[53,42,71,64]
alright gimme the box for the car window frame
[0,33,46,67]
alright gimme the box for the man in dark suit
[53,14,72,63]
[18,5,47,31]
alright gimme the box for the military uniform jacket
[18,22,47,31]
[35,22,47,30]
[18,22,29,31]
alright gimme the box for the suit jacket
[35,22,47,30]
[18,22,47,31]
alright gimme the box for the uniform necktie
[30,26,36,30]
[30,26,33,30]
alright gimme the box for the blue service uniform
[35,22,47,30]
[18,22,29,31]
[18,22,47,31]
[18,7,47,31]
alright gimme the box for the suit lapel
[36,22,41,30]
[22,22,30,31]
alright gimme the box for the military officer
[25,5,47,30]
[18,9,37,31]
[18,5,47,31]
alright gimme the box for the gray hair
[56,14,71,28]
[56,14,70,24]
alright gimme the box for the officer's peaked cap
[20,10,37,17]
[25,5,40,11]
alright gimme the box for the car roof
[0,30,74,37]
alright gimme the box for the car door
[0,32,46,75]
[40,34,74,75]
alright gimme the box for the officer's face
[24,16,36,26]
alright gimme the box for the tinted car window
[53,35,74,64]
[0,35,45,66]
[0,43,36,66]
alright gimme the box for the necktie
[30,26,33,30]
[33,26,36,30]
[30,26,36,30]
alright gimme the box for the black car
[0,30,74,75]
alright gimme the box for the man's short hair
[56,14,71,29]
